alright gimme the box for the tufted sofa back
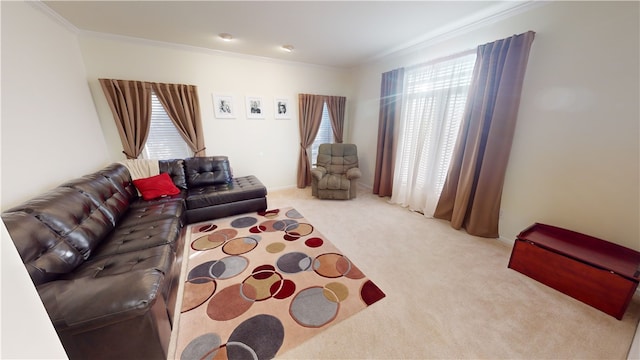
[2,210,83,285]
[316,143,359,175]
[184,156,232,187]
[1,163,138,286]
[159,159,188,189]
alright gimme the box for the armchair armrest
[346,167,362,180]
[311,166,327,181]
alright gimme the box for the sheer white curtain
[391,52,476,217]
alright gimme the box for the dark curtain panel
[434,31,536,237]
[99,79,152,159]
[373,68,404,196]
[325,95,346,143]
[151,82,207,156]
[297,94,325,188]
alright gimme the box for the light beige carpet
[169,186,640,359]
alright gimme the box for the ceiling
[42,1,522,68]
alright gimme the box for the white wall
[1,2,109,210]
[350,1,640,251]
[0,222,67,359]
[1,1,111,358]
[78,35,352,190]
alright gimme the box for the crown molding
[30,0,324,70]
[29,0,545,69]
[29,0,80,34]
[367,0,547,64]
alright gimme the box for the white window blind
[391,52,476,216]
[142,92,193,160]
[310,103,333,165]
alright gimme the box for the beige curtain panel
[297,94,325,188]
[373,68,404,197]
[326,95,346,143]
[434,31,536,238]
[100,79,207,159]
[99,79,152,159]
[151,82,207,157]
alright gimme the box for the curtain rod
[407,48,476,71]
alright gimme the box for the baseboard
[266,184,298,192]
[629,321,640,360]
[267,182,374,193]
[498,236,514,247]
[357,181,373,190]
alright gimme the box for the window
[310,102,333,165]
[391,52,476,216]
[142,92,193,160]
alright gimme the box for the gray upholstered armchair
[311,143,361,199]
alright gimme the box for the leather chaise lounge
[1,156,267,359]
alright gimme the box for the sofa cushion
[92,217,182,258]
[66,244,174,280]
[184,156,232,187]
[38,268,166,329]
[133,173,181,201]
[121,200,185,227]
[159,159,188,189]
[1,211,84,285]
[61,173,130,227]
[5,187,113,260]
[68,244,176,304]
[317,174,351,190]
[99,163,138,202]
[128,192,186,210]
[186,175,266,210]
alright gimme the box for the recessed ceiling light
[282,45,294,52]
[219,33,233,42]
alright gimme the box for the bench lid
[517,223,640,281]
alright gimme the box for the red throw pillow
[133,172,181,200]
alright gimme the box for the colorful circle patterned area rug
[174,207,386,359]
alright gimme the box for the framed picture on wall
[213,94,235,119]
[274,97,291,119]
[246,96,265,119]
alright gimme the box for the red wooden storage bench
[508,223,640,320]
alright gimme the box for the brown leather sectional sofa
[1,156,267,359]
